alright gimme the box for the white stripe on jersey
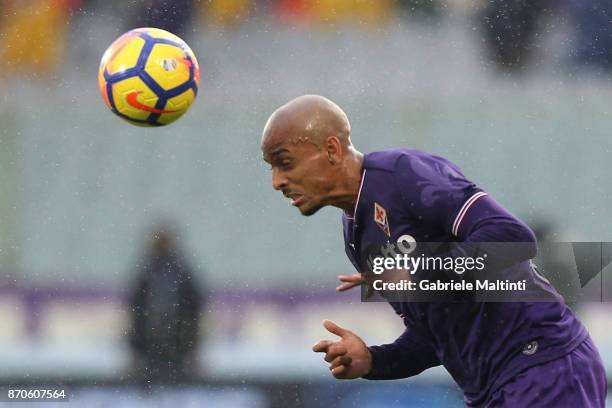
[452,192,488,236]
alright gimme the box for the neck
[328,147,364,215]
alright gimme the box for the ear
[325,136,343,164]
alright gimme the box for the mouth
[284,193,305,207]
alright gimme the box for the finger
[323,320,348,338]
[337,274,362,283]
[324,344,347,362]
[312,340,333,353]
[329,355,352,370]
[331,364,348,378]
[335,281,361,292]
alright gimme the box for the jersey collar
[344,168,367,222]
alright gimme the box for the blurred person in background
[568,0,612,71]
[0,0,80,79]
[131,0,196,39]
[128,223,204,387]
[274,0,394,27]
[200,0,253,29]
[396,0,440,17]
[481,0,612,73]
[480,0,555,71]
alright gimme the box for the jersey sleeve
[393,153,483,238]
[363,325,440,380]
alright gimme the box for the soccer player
[261,95,607,407]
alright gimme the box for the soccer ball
[98,28,200,127]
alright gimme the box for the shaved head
[261,95,362,216]
[261,95,351,150]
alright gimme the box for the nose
[272,168,288,191]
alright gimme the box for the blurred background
[0,0,611,406]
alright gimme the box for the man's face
[262,139,334,216]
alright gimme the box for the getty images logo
[366,234,417,272]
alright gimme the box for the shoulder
[365,148,475,209]
[363,148,414,172]
[364,148,462,176]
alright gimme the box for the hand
[312,320,372,379]
[335,273,363,292]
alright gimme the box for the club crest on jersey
[374,202,390,237]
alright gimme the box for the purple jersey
[342,148,589,406]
